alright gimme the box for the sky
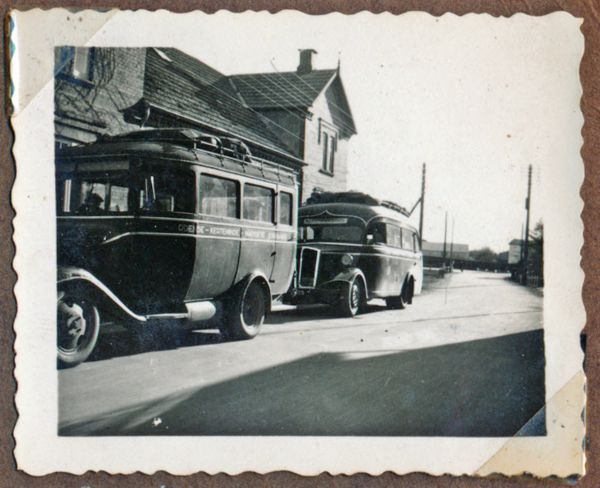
[106,11,582,252]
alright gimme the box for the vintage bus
[56,128,298,367]
[285,192,423,316]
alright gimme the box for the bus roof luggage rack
[306,191,410,217]
[98,128,296,177]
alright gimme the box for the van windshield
[299,219,364,243]
[57,168,195,215]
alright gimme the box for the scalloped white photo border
[9,9,585,477]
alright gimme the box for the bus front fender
[57,266,147,323]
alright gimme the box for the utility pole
[523,165,532,284]
[450,216,455,261]
[419,163,426,244]
[442,211,448,264]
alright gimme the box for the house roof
[136,48,300,162]
[229,70,337,109]
[509,239,524,245]
[229,70,357,137]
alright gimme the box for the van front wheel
[221,280,267,340]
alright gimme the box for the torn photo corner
[9,8,586,477]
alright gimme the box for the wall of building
[256,108,305,158]
[301,86,349,202]
[55,48,147,145]
[508,243,522,264]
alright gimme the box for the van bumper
[284,283,345,306]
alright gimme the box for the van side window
[279,191,293,226]
[200,174,238,218]
[244,184,274,223]
[402,228,415,251]
[386,224,402,247]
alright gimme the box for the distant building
[421,241,470,261]
[54,47,357,202]
[508,239,523,265]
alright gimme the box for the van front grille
[299,247,319,288]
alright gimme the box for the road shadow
[88,325,224,362]
[62,329,545,437]
[89,302,395,361]
[267,303,388,326]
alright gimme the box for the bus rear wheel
[221,280,267,340]
[386,279,413,310]
[57,291,100,368]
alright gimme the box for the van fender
[234,271,272,314]
[326,268,369,300]
[57,266,147,323]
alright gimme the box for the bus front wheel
[338,277,365,317]
[57,291,100,368]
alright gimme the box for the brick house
[55,47,357,201]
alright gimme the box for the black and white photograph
[10,9,585,477]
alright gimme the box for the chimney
[297,49,317,75]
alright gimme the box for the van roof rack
[306,191,410,217]
[99,128,296,178]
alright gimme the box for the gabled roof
[229,70,337,109]
[229,69,357,138]
[134,48,299,163]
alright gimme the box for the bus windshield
[299,219,364,243]
[57,167,195,215]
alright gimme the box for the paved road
[59,271,545,436]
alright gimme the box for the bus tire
[338,276,365,317]
[386,278,412,310]
[221,280,267,340]
[57,291,100,368]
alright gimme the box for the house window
[57,47,94,84]
[320,130,336,175]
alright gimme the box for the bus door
[237,182,277,287]
[189,172,241,300]
[270,187,297,295]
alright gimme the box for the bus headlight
[341,253,354,266]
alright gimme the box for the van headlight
[341,253,354,266]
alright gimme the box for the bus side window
[371,222,386,244]
[402,228,414,251]
[279,191,293,226]
[244,183,274,223]
[413,233,421,252]
[386,224,401,248]
[200,174,239,218]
